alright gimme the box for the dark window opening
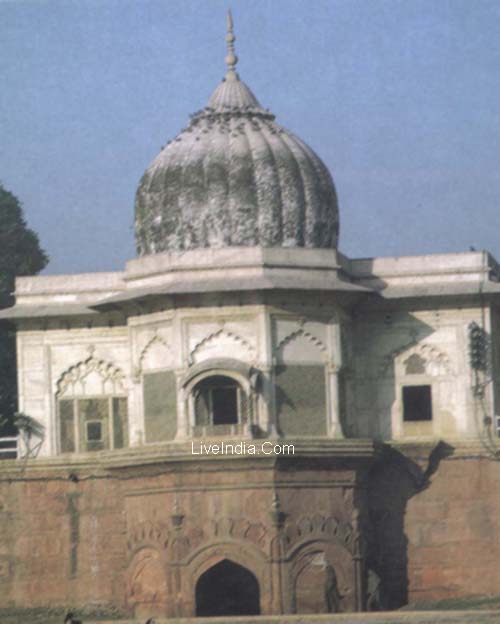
[195,559,260,617]
[194,375,241,426]
[212,386,238,425]
[403,385,432,422]
[80,398,108,451]
[86,420,102,441]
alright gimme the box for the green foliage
[0,184,48,297]
[0,329,16,434]
[468,321,488,372]
[0,183,48,434]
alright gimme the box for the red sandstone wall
[0,469,128,611]
[0,455,365,615]
[0,448,499,613]
[405,455,500,603]
[368,444,500,608]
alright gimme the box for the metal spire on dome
[206,9,261,110]
[224,10,238,79]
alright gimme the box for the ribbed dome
[134,19,339,256]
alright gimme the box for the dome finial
[225,9,238,79]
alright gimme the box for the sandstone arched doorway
[195,558,260,616]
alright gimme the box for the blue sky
[1,0,499,274]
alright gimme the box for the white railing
[0,436,18,459]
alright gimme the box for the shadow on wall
[366,440,455,609]
[345,308,435,441]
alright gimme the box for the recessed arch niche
[195,558,260,617]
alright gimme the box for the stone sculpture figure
[324,563,342,613]
[366,569,382,611]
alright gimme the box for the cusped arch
[284,514,356,558]
[401,343,452,376]
[134,334,173,379]
[381,340,453,376]
[56,355,127,396]
[127,519,171,556]
[404,352,426,375]
[189,328,255,365]
[276,326,328,363]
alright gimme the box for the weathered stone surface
[275,364,327,436]
[0,447,374,616]
[134,73,339,255]
[143,371,177,442]
[367,444,500,608]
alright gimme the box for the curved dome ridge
[272,128,306,247]
[178,124,207,249]
[279,130,319,244]
[134,16,339,255]
[208,73,261,110]
[245,116,283,246]
[229,116,259,246]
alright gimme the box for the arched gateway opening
[195,559,260,616]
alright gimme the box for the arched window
[181,358,260,438]
[193,375,245,427]
[56,356,128,453]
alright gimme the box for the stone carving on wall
[212,517,267,548]
[127,519,171,553]
[174,516,268,562]
[127,548,168,617]
[324,561,342,612]
[127,513,268,565]
[276,324,328,363]
[293,552,344,614]
[290,547,353,614]
[188,328,255,366]
[403,343,452,376]
[56,355,127,396]
[171,529,204,561]
[404,353,426,375]
[283,514,356,556]
[366,568,382,611]
[276,324,327,352]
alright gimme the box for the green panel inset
[113,397,128,449]
[275,364,327,437]
[143,371,177,442]
[59,399,75,453]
